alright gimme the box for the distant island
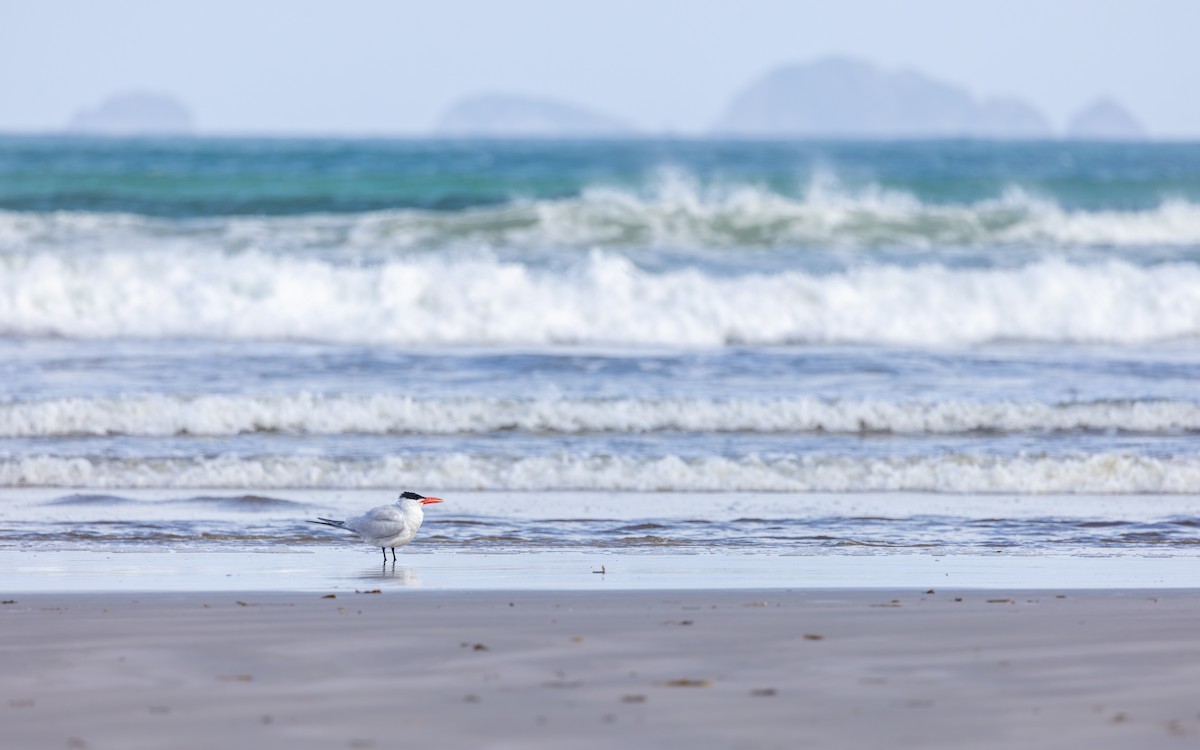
[1066,98,1147,140]
[435,94,634,138]
[713,57,1054,138]
[67,92,194,136]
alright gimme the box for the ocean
[2,136,1198,564]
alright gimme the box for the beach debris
[744,601,769,607]
[987,598,1015,604]
[662,678,712,688]
[235,601,249,607]
[593,565,606,574]
[803,633,824,641]
[459,642,490,651]
[925,589,936,594]
[356,589,382,594]
[571,636,585,642]
[662,619,693,626]
[463,694,480,704]
[321,594,336,599]
[751,688,777,697]
[66,738,86,750]
[955,597,963,602]
[621,695,646,703]
[1,599,15,604]
[1111,712,1129,724]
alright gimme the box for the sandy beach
[4,588,1199,749]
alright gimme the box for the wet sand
[4,589,1199,749]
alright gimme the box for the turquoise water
[5,138,1200,216]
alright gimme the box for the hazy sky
[3,0,1198,136]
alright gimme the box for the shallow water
[2,490,1197,556]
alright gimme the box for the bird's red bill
[420,497,444,505]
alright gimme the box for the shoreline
[5,588,1199,749]
[3,549,1200,593]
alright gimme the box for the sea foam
[5,453,1198,493]
[1,249,1197,345]
[4,394,1198,437]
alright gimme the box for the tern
[309,491,443,561]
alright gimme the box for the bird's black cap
[399,491,425,500]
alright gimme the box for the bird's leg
[390,547,397,562]
[380,547,387,561]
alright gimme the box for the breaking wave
[5,453,1199,493]
[7,176,1200,251]
[5,394,1199,437]
[2,250,1199,345]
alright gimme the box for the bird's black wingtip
[308,517,350,530]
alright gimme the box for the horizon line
[3,129,1197,143]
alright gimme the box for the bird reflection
[357,561,421,586]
